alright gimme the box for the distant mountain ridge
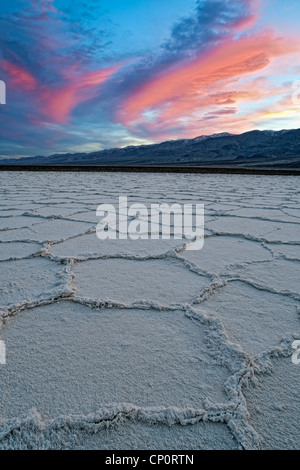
[1,129,300,169]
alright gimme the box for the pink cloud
[1,60,38,91]
[39,64,123,124]
[116,31,300,138]
[1,57,123,125]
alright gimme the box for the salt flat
[0,171,299,450]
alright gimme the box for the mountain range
[1,129,300,169]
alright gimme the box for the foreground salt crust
[0,302,228,416]
[72,258,212,307]
[0,171,299,450]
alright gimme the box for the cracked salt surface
[231,259,300,298]
[72,258,212,307]
[196,281,300,357]
[0,241,42,261]
[0,258,66,307]
[0,215,46,230]
[245,357,300,450]
[51,233,182,259]
[0,417,238,450]
[0,302,228,417]
[179,235,272,275]
[0,171,299,450]
[206,216,300,244]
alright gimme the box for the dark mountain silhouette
[1,129,300,169]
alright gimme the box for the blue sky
[0,0,300,159]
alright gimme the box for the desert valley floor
[0,171,299,450]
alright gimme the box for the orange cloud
[116,31,300,138]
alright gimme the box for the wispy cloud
[114,0,300,139]
[0,0,300,158]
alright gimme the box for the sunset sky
[0,0,300,158]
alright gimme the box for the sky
[0,0,300,159]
